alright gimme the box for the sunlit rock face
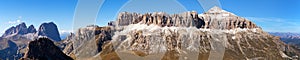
[101,6,298,60]
[61,25,113,59]
[115,6,258,30]
[59,7,299,60]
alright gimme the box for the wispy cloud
[245,17,284,22]
[8,20,22,24]
[7,16,23,24]
[245,17,300,33]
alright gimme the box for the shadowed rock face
[21,38,72,60]
[27,25,37,33]
[0,38,19,60]
[36,22,61,41]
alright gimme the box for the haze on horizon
[0,0,299,36]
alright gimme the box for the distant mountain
[27,25,37,33]
[0,22,62,60]
[35,22,61,41]
[269,32,300,45]
[1,22,37,39]
[1,22,62,41]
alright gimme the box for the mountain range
[1,6,300,60]
[269,32,300,48]
[0,22,62,60]
[61,6,300,60]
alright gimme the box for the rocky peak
[203,6,236,17]
[205,6,230,14]
[36,22,61,41]
[1,22,37,38]
[16,22,27,29]
[12,22,27,35]
[21,37,73,60]
[27,25,37,33]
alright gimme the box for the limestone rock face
[21,38,72,60]
[95,6,298,60]
[200,6,258,29]
[49,6,298,60]
[61,26,113,59]
[115,6,258,30]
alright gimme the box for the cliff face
[36,22,61,41]
[61,26,113,59]
[115,6,258,30]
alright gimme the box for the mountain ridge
[1,6,299,60]
[113,6,259,30]
[0,22,63,60]
[59,7,300,60]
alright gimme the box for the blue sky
[0,0,300,35]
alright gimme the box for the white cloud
[59,29,73,34]
[245,17,284,22]
[8,19,22,24]
[59,29,73,39]
[7,16,23,24]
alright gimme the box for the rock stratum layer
[114,7,258,30]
